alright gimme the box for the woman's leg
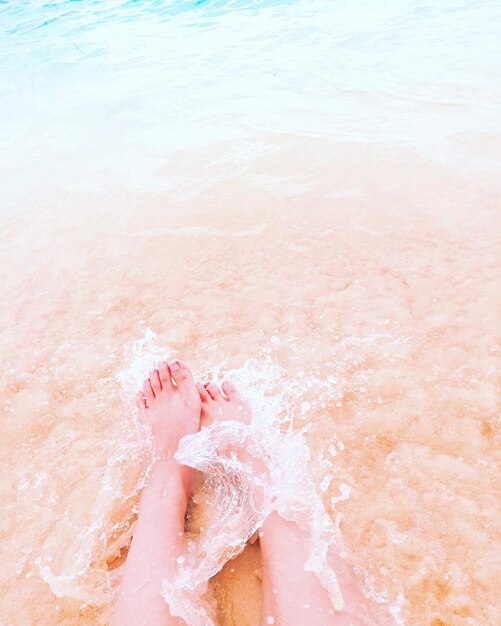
[112,361,201,626]
[260,513,376,626]
[196,381,381,626]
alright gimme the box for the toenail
[169,361,180,371]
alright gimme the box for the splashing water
[2,1,500,625]
[114,332,396,625]
[172,364,345,623]
[32,330,169,608]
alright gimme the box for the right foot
[136,361,201,493]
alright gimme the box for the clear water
[1,1,500,625]
[2,0,500,211]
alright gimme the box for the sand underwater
[1,1,500,625]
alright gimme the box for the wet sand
[1,138,499,625]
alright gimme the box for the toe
[169,361,201,414]
[143,378,154,402]
[206,382,221,400]
[158,361,173,390]
[136,391,147,409]
[149,369,162,394]
[222,381,241,402]
[169,361,194,388]
[197,382,210,402]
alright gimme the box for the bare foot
[113,361,201,626]
[196,380,268,489]
[196,381,252,427]
[137,360,201,493]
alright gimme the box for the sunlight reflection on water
[1,1,500,625]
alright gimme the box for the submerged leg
[112,361,201,626]
[260,513,378,626]
[197,381,381,626]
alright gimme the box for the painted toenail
[169,361,180,371]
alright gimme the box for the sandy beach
[1,1,500,625]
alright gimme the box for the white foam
[116,328,172,393]
[110,330,351,624]
[39,329,404,620]
[164,356,345,624]
[112,329,413,624]
[35,436,151,606]
[33,334,163,606]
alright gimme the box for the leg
[196,381,381,626]
[112,361,201,626]
[260,513,375,626]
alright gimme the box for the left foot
[137,361,201,491]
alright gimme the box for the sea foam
[118,331,346,625]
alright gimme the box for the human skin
[111,360,201,626]
[197,381,380,626]
[113,364,380,626]
[259,512,376,626]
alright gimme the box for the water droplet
[300,401,311,414]
[328,444,337,457]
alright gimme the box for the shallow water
[1,1,500,625]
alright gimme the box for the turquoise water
[1,0,500,211]
[1,3,501,625]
